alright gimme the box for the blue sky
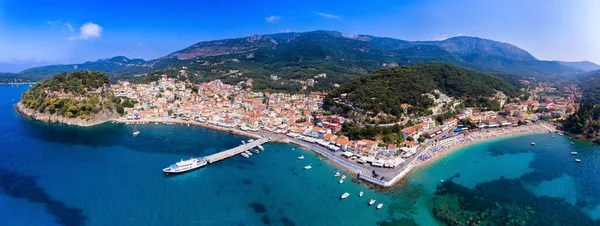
[0,0,598,72]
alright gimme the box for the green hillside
[20,71,116,119]
[324,62,519,118]
[4,31,581,88]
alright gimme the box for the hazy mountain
[557,61,600,72]
[14,56,154,82]
[3,30,585,85]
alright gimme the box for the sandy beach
[413,123,554,170]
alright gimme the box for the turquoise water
[2,85,600,225]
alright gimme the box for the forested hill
[18,71,118,120]
[3,30,582,87]
[564,70,600,138]
[324,62,519,119]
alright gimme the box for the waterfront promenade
[112,117,554,187]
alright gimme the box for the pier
[205,137,270,163]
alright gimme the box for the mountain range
[2,30,596,87]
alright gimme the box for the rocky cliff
[14,102,116,127]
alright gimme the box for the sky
[0,0,598,72]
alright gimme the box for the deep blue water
[2,85,600,225]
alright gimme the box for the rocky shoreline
[14,102,112,127]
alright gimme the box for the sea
[1,84,600,226]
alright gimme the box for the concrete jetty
[205,137,270,163]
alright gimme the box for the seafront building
[111,75,573,177]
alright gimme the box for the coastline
[110,117,263,139]
[14,102,111,127]
[14,104,558,188]
[412,124,552,171]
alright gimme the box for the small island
[15,71,120,126]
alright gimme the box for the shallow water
[2,85,600,225]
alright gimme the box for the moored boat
[244,150,252,156]
[341,175,346,179]
[304,164,312,170]
[241,140,246,145]
[575,159,581,163]
[241,153,250,158]
[257,145,264,151]
[571,142,575,145]
[377,203,383,209]
[250,148,260,154]
[339,179,344,184]
[133,130,140,136]
[334,171,341,177]
[341,192,350,199]
[571,152,578,155]
[163,157,207,175]
[530,142,536,146]
[369,199,376,205]
[359,191,363,197]
[298,155,305,160]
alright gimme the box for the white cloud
[316,12,340,19]
[45,20,62,26]
[280,28,292,33]
[265,15,282,24]
[65,23,74,32]
[46,20,74,33]
[69,22,102,41]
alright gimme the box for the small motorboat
[359,191,363,197]
[133,131,140,136]
[338,179,344,184]
[341,192,350,199]
[571,142,575,145]
[257,145,265,151]
[377,203,383,209]
[244,150,253,156]
[530,142,536,146]
[571,152,578,155]
[341,175,347,179]
[369,199,376,205]
[241,140,246,144]
[298,155,305,160]
[250,148,259,154]
[334,171,341,177]
[552,135,555,138]
[248,139,255,143]
[575,159,581,163]
[304,164,312,170]
[241,153,250,158]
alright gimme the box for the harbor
[205,138,270,163]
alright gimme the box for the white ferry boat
[163,157,207,175]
